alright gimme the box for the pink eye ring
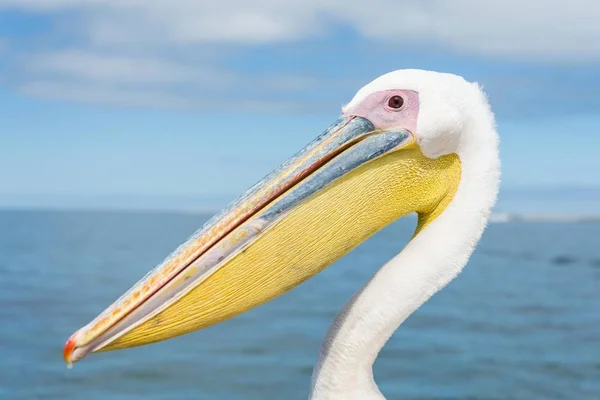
[387,95,404,109]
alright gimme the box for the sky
[1,1,599,214]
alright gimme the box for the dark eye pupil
[388,95,404,109]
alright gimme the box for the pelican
[64,69,500,399]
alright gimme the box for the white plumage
[311,70,501,399]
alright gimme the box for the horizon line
[1,205,600,223]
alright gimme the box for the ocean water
[0,210,598,400]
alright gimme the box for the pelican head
[64,70,499,398]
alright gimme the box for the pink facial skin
[343,89,420,134]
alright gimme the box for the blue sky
[1,1,599,213]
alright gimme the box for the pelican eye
[387,95,404,109]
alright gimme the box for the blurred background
[0,1,599,399]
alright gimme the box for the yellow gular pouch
[102,145,461,350]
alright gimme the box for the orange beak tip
[63,333,77,367]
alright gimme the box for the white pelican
[64,69,500,399]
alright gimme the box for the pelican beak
[64,115,460,366]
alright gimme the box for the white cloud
[18,79,334,112]
[22,50,233,85]
[0,0,599,59]
[1,1,598,112]
[19,80,198,108]
[9,45,330,109]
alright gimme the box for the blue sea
[0,210,598,399]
